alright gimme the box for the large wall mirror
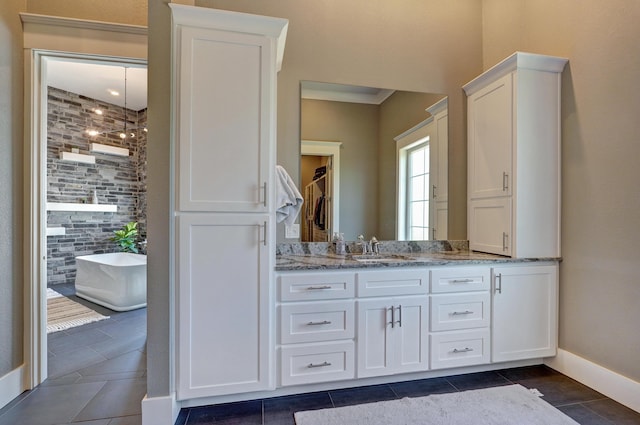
[300,81,449,242]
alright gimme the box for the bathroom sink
[350,254,416,263]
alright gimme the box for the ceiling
[47,59,148,111]
[301,81,395,105]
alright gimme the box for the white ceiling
[47,59,147,111]
[301,81,395,105]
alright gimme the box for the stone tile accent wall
[46,87,147,285]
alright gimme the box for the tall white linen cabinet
[463,52,568,257]
[170,4,288,400]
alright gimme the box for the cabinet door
[468,197,512,256]
[176,25,274,212]
[492,264,558,362]
[393,296,429,374]
[468,73,513,200]
[356,296,428,378]
[177,214,272,399]
[357,298,393,378]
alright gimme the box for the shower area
[45,59,148,325]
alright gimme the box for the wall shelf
[59,151,96,164]
[46,227,66,236]
[46,202,117,212]
[90,143,129,157]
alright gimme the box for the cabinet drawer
[280,341,355,386]
[278,272,355,301]
[357,269,428,297]
[430,266,490,293]
[430,293,490,331]
[430,329,490,370]
[279,301,354,344]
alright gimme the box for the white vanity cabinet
[277,272,356,386]
[356,270,429,378]
[171,4,288,400]
[491,263,558,362]
[429,267,491,370]
[464,52,568,257]
[274,261,557,393]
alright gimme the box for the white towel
[275,165,303,226]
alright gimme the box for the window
[406,143,430,240]
[395,116,435,240]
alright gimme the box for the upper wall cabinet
[172,4,288,212]
[463,52,568,258]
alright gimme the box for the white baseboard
[0,366,25,410]
[545,349,640,413]
[141,392,180,425]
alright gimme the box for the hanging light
[84,66,147,140]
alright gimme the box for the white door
[176,26,274,212]
[177,213,272,399]
[468,73,513,200]
[357,298,394,378]
[468,197,512,256]
[392,296,429,374]
[492,264,558,362]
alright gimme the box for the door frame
[301,140,341,236]
[24,49,147,388]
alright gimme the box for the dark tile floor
[175,366,640,425]
[0,284,147,425]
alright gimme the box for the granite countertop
[275,240,560,271]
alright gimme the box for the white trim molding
[545,349,640,413]
[0,366,25,410]
[141,393,180,425]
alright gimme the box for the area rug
[47,288,109,333]
[294,384,579,425]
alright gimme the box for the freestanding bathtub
[75,252,147,311]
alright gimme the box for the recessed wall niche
[46,86,147,285]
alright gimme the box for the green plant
[111,222,139,253]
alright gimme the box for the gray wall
[482,0,640,381]
[46,87,147,285]
[0,0,25,377]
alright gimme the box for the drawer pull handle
[307,361,332,369]
[452,347,473,353]
[451,310,474,316]
[306,285,332,290]
[307,320,332,326]
[451,279,474,283]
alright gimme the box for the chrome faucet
[357,235,371,255]
[370,236,380,255]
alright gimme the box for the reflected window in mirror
[407,142,431,240]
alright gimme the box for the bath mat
[47,288,110,333]
[294,384,579,425]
